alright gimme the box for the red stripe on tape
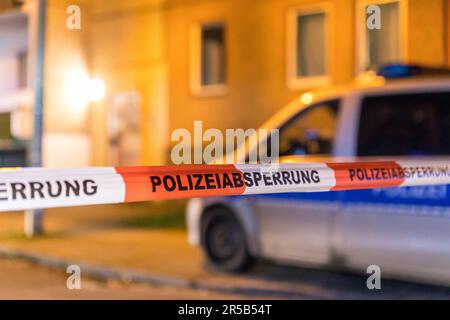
[115,164,247,202]
[327,161,406,191]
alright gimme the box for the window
[357,0,404,72]
[357,93,450,156]
[190,23,226,96]
[279,100,340,156]
[201,26,225,86]
[287,5,331,89]
[297,13,326,77]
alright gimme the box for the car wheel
[201,207,253,272]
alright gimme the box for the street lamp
[86,78,106,102]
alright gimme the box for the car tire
[201,206,253,272]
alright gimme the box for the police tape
[0,160,449,212]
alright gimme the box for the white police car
[186,65,450,285]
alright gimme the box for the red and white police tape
[0,159,449,212]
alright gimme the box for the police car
[186,65,450,285]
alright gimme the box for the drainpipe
[24,0,46,238]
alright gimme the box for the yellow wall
[166,0,354,145]
[407,0,446,65]
[42,0,93,167]
[166,0,448,156]
[45,0,90,134]
[87,0,168,165]
[42,0,450,166]
[44,0,168,166]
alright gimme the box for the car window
[357,92,450,156]
[278,100,340,156]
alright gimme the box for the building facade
[0,0,448,167]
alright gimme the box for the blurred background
[0,0,450,299]
[0,0,447,168]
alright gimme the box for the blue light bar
[377,64,421,79]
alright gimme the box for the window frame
[355,0,408,75]
[286,3,333,90]
[189,21,228,97]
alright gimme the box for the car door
[335,90,450,283]
[252,99,344,266]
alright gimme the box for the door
[108,91,141,166]
[254,99,343,265]
[335,91,450,282]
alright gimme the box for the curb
[0,247,321,299]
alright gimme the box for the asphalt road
[246,262,450,299]
[0,257,246,299]
[2,255,450,299]
[2,204,450,299]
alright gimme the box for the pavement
[0,257,247,299]
[0,201,450,299]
